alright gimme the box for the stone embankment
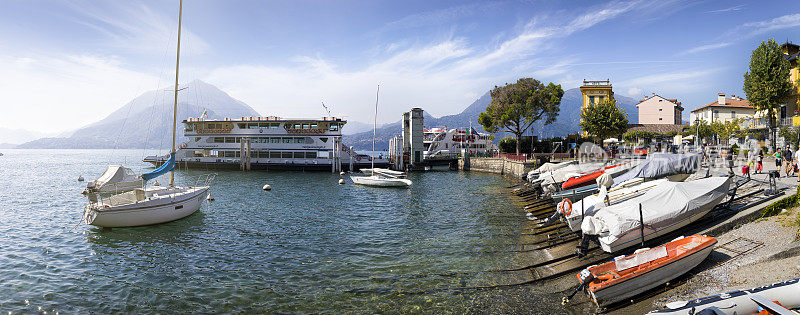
[459,156,536,179]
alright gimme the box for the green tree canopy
[779,126,800,148]
[681,120,715,142]
[743,39,793,152]
[579,98,629,142]
[710,119,742,144]
[479,78,564,154]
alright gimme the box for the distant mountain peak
[18,81,261,149]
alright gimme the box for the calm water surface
[0,149,573,313]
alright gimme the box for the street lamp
[694,117,701,148]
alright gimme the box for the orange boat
[561,162,628,190]
[574,235,716,307]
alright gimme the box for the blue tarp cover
[142,153,175,181]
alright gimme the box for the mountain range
[343,88,639,150]
[14,82,639,149]
[17,80,260,149]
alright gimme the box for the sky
[1,0,800,135]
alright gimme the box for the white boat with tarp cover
[85,165,144,194]
[580,177,730,253]
[83,0,212,227]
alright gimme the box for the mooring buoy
[206,193,214,201]
[338,179,345,185]
[263,184,272,191]
[78,175,84,182]
[339,171,345,176]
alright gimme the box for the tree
[680,120,714,143]
[713,119,742,144]
[743,39,793,153]
[479,78,564,154]
[498,137,517,153]
[779,126,800,148]
[579,99,629,142]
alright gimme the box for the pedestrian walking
[783,145,794,177]
[756,150,763,174]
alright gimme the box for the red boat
[561,162,629,190]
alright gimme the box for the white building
[690,93,754,125]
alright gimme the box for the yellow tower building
[580,79,614,109]
[579,79,615,136]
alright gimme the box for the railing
[499,153,529,162]
[194,173,217,187]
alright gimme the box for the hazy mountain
[342,120,384,135]
[18,80,261,149]
[0,127,58,145]
[344,88,639,150]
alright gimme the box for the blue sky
[1,0,800,134]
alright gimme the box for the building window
[731,111,735,118]
[659,109,662,111]
[659,117,663,121]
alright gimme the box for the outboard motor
[562,268,595,304]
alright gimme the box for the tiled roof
[690,97,753,113]
[626,124,686,134]
[636,94,684,110]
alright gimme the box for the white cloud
[617,68,723,94]
[729,13,800,38]
[66,1,210,55]
[627,87,643,97]
[707,4,745,14]
[203,2,646,124]
[382,2,500,31]
[0,53,158,132]
[679,42,733,55]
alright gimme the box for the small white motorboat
[86,165,144,194]
[581,176,730,253]
[648,278,800,314]
[572,235,717,307]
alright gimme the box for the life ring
[558,198,573,216]
[342,147,348,152]
[356,156,361,161]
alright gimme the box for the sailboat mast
[372,85,379,170]
[170,0,183,187]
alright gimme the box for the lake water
[0,149,576,313]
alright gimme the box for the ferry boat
[423,127,492,158]
[144,116,390,171]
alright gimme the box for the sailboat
[351,85,412,187]
[83,0,211,227]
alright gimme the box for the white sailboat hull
[351,176,412,187]
[84,186,209,227]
